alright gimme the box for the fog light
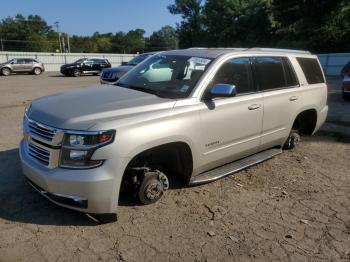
[69,150,88,160]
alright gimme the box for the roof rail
[248,47,311,54]
[187,47,246,51]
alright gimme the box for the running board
[189,148,282,186]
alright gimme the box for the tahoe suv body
[60,58,111,77]
[20,48,328,215]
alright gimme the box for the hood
[102,65,133,73]
[28,85,175,130]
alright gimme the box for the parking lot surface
[0,73,349,261]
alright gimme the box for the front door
[82,59,94,73]
[12,59,27,72]
[198,57,263,172]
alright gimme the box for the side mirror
[206,84,236,100]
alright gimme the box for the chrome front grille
[28,119,56,141]
[28,143,50,166]
[102,71,112,79]
[23,117,62,168]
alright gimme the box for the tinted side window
[25,59,33,64]
[17,59,26,64]
[92,59,106,64]
[212,57,254,95]
[296,57,325,84]
[282,58,299,87]
[254,57,286,91]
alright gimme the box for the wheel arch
[32,67,42,74]
[1,66,12,74]
[122,139,195,184]
[292,108,318,135]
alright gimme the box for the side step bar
[189,148,282,186]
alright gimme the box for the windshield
[116,55,213,99]
[74,59,85,64]
[127,54,150,66]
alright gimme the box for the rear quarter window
[296,57,325,84]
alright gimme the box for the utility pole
[54,21,62,53]
[67,34,70,53]
[0,38,4,52]
[62,36,66,53]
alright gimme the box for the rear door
[24,59,34,72]
[253,56,302,149]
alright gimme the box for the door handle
[248,104,261,110]
[289,96,298,101]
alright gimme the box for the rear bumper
[314,106,328,134]
[19,139,128,214]
[342,81,350,91]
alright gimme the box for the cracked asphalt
[0,73,349,262]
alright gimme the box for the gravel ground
[0,73,349,262]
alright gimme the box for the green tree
[147,26,177,51]
[168,0,206,47]
[0,14,57,51]
[169,0,350,52]
[123,29,146,53]
[203,0,272,47]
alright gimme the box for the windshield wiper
[116,83,165,98]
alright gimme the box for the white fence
[318,53,350,76]
[1,51,349,75]
[0,51,136,72]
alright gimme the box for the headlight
[24,103,31,117]
[60,130,115,169]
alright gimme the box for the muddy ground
[0,73,349,262]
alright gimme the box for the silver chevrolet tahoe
[20,48,328,217]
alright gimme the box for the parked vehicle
[341,61,350,100]
[60,58,111,77]
[100,52,157,84]
[20,48,328,219]
[0,58,44,76]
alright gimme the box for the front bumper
[100,78,117,85]
[19,139,128,213]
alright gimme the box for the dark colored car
[61,58,111,77]
[100,52,157,84]
[341,62,350,100]
[0,58,45,76]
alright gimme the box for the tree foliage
[0,14,58,51]
[0,14,177,53]
[169,0,350,52]
[1,2,349,54]
[148,26,178,51]
[168,0,206,47]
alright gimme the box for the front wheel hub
[138,170,169,205]
[145,181,163,200]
